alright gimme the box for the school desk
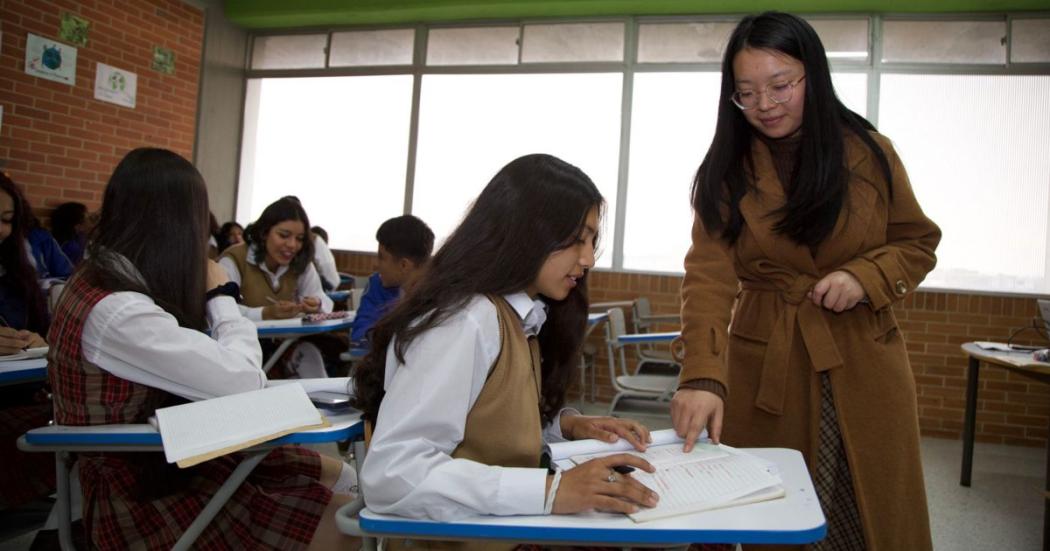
[255,315,356,373]
[578,312,609,402]
[19,409,364,551]
[0,357,47,386]
[618,330,681,345]
[336,447,825,546]
[960,342,1050,549]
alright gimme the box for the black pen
[612,465,635,475]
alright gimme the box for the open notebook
[546,428,785,523]
[153,383,332,468]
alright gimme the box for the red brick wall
[0,0,203,219]
[334,249,1049,447]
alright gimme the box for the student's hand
[0,328,42,355]
[808,270,866,313]
[671,389,723,451]
[561,414,651,452]
[551,453,659,514]
[206,260,230,290]
[263,301,301,320]
[300,296,321,313]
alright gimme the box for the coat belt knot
[741,276,845,416]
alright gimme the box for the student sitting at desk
[350,214,434,348]
[355,154,659,534]
[23,199,73,281]
[220,197,334,378]
[0,172,55,511]
[48,148,357,550]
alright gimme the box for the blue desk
[618,331,680,345]
[0,357,48,386]
[20,410,364,551]
[327,290,350,303]
[255,316,356,373]
[338,448,825,546]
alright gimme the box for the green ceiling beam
[225,0,1050,29]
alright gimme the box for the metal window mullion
[611,18,636,271]
[324,32,333,69]
[403,26,426,215]
[868,14,881,126]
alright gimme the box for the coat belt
[740,277,844,416]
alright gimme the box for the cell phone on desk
[308,391,351,407]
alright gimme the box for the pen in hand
[612,465,635,475]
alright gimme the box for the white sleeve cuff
[543,407,581,443]
[494,467,548,516]
[206,296,242,325]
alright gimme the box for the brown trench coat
[679,131,940,550]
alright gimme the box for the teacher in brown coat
[672,12,940,551]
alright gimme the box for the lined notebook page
[155,384,325,467]
[629,453,782,522]
[571,441,728,469]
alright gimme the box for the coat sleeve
[678,213,739,388]
[839,137,941,311]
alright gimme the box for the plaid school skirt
[80,445,332,550]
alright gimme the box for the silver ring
[606,472,618,483]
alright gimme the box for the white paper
[0,347,49,361]
[154,384,322,465]
[25,33,76,85]
[629,452,783,522]
[546,428,690,463]
[94,62,137,108]
[253,318,304,329]
[267,377,354,395]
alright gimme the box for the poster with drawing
[25,33,77,86]
[94,63,137,108]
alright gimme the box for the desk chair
[604,308,678,416]
[630,297,681,376]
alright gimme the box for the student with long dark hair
[0,173,54,512]
[356,154,659,531]
[216,220,244,254]
[50,201,90,265]
[673,12,940,550]
[220,197,332,321]
[48,148,356,550]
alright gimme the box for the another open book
[546,429,785,523]
[153,383,331,468]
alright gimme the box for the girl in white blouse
[48,148,356,550]
[356,154,661,524]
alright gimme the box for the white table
[337,448,825,546]
[255,315,355,373]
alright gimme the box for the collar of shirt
[246,244,290,282]
[503,291,548,338]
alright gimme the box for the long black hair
[0,174,49,334]
[82,148,211,331]
[216,221,244,253]
[693,11,892,247]
[243,197,314,274]
[50,202,88,244]
[354,154,604,426]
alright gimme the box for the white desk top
[348,448,825,546]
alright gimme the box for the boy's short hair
[376,215,434,265]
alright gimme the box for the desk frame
[256,317,355,373]
[960,342,1050,551]
[19,411,363,551]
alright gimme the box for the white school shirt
[361,292,577,521]
[81,293,266,401]
[312,235,340,290]
[218,244,334,321]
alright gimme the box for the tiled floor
[1,401,1044,550]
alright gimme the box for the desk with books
[255,314,356,373]
[960,342,1050,549]
[337,447,825,546]
[19,408,363,551]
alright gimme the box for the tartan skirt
[80,445,332,550]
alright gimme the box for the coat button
[895,280,908,295]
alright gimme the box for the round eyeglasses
[731,75,805,110]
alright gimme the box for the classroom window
[251,34,328,69]
[879,74,1050,294]
[412,73,623,268]
[636,22,737,63]
[806,18,868,62]
[881,20,1007,65]
[521,22,625,63]
[1011,18,1050,63]
[427,27,520,65]
[329,29,415,67]
[238,76,413,252]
